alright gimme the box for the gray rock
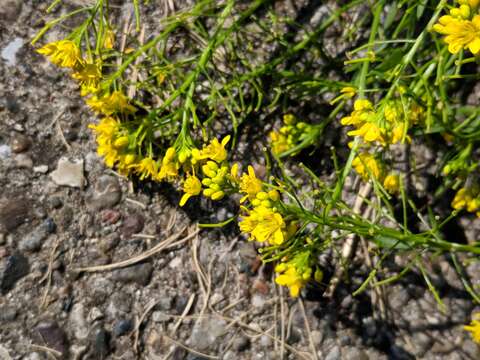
[35,321,68,356]
[1,38,23,66]
[69,303,89,340]
[121,213,144,237]
[88,307,104,322]
[112,262,153,286]
[10,134,30,153]
[152,311,170,323]
[70,345,88,360]
[188,317,227,351]
[87,175,121,211]
[0,306,17,321]
[325,345,341,360]
[99,233,120,253]
[0,198,29,232]
[15,154,33,170]
[0,253,29,294]
[33,165,49,174]
[0,145,11,160]
[0,1,22,22]
[50,157,84,188]
[18,218,56,252]
[113,319,133,337]
[343,346,369,360]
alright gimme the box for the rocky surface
[0,1,479,360]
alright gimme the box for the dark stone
[0,253,29,294]
[233,336,250,351]
[89,326,110,359]
[0,198,29,232]
[121,213,144,237]
[49,196,63,209]
[36,321,68,356]
[113,319,133,337]
[0,306,17,321]
[4,94,20,112]
[18,218,56,252]
[112,262,153,286]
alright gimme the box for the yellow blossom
[465,313,480,344]
[89,117,122,168]
[384,174,400,194]
[72,61,102,96]
[157,147,178,181]
[192,136,230,163]
[340,86,356,98]
[239,206,285,245]
[269,130,289,155]
[433,15,480,54]
[104,29,115,49]
[275,266,307,297]
[37,40,81,68]
[135,157,158,180]
[239,166,263,202]
[179,175,202,206]
[352,153,383,180]
[86,91,136,115]
[348,122,383,143]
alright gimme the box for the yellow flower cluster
[269,114,311,155]
[88,117,136,174]
[352,152,400,194]
[86,91,137,116]
[37,40,102,96]
[451,186,480,216]
[465,313,480,343]
[274,251,323,297]
[433,0,480,54]
[341,99,413,146]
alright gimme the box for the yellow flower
[192,135,230,163]
[239,206,285,245]
[269,130,289,155]
[451,187,479,210]
[450,5,471,19]
[433,15,480,54]
[135,157,158,180]
[465,313,480,344]
[274,263,311,297]
[179,175,202,206]
[37,40,81,68]
[352,153,382,180]
[239,166,263,202]
[340,86,357,98]
[86,91,136,115]
[72,61,102,96]
[157,147,178,181]
[341,99,374,126]
[89,117,122,168]
[384,174,400,194]
[348,122,383,142]
[104,29,115,49]
[391,123,410,144]
[459,0,480,9]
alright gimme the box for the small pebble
[113,319,133,337]
[33,165,49,174]
[10,134,30,153]
[50,157,84,188]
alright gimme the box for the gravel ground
[1,1,480,359]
